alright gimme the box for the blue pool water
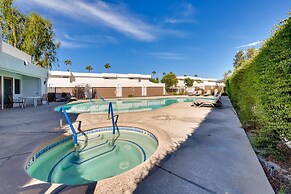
[26,127,158,185]
[55,97,215,114]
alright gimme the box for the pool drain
[124,144,132,150]
[119,161,130,169]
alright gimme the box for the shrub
[226,15,291,159]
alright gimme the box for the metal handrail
[95,91,106,102]
[107,102,120,146]
[60,107,78,149]
[108,102,116,134]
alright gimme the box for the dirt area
[247,132,291,194]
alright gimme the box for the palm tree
[64,60,72,72]
[152,71,156,78]
[85,65,93,72]
[104,63,111,73]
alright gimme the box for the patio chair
[55,93,62,102]
[37,94,49,105]
[195,90,202,96]
[7,95,24,108]
[188,91,194,96]
[66,93,77,102]
[192,96,222,107]
[203,90,211,96]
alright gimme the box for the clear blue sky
[15,0,290,79]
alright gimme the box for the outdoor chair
[195,90,202,96]
[55,93,62,102]
[37,94,49,105]
[203,90,211,96]
[192,96,222,107]
[7,95,24,108]
[67,93,77,102]
[188,91,194,96]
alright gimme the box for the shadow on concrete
[134,97,273,194]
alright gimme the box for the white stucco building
[176,76,225,94]
[0,28,48,109]
[48,71,166,99]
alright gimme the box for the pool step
[78,133,103,142]
[72,141,116,165]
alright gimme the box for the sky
[15,0,290,79]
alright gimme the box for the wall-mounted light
[24,61,28,66]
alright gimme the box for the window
[15,79,20,94]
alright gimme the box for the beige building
[48,71,166,99]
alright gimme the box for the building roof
[49,71,151,79]
[177,76,218,82]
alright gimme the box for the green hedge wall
[226,15,291,155]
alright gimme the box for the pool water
[26,127,158,185]
[55,97,215,114]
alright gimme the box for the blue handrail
[60,107,78,147]
[108,102,116,134]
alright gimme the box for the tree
[149,78,159,83]
[0,0,25,48]
[21,13,60,68]
[223,70,232,81]
[184,77,194,87]
[194,74,198,77]
[233,48,258,69]
[104,63,111,72]
[0,1,60,68]
[163,72,166,76]
[161,72,178,91]
[64,60,72,72]
[85,65,93,72]
[233,50,245,68]
[246,48,257,59]
[152,71,156,78]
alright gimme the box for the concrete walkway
[135,97,274,194]
[0,97,274,194]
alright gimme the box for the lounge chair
[203,90,211,96]
[67,93,77,102]
[188,91,194,96]
[192,96,222,107]
[195,90,202,96]
[55,93,62,102]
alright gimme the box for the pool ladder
[60,107,79,158]
[108,102,120,146]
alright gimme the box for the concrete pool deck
[0,96,274,194]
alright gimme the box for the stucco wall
[0,52,47,79]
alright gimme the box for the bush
[226,15,291,159]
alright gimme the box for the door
[4,78,12,107]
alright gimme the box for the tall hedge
[226,15,291,156]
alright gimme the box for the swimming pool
[26,127,158,185]
[55,97,214,114]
